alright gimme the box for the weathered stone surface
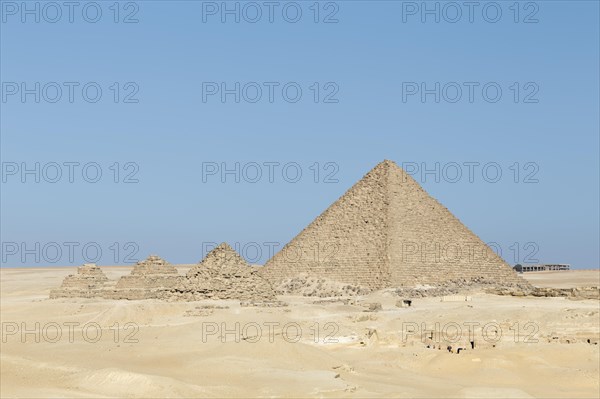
[49,250,277,302]
[490,286,600,300]
[162,243,276,301]
[276,274,370,297]
[103,255,182,300]
[49,263,109,299]
[393,278,533,298]
[260,160,530,291]
[129,255,178,276]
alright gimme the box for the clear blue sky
[1,1,598,268]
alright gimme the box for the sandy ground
[522,270,600,289]
[1,268,599,398]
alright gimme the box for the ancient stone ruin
[162,243,276,301]
[276,274,370,297]
[260,160,531,291]
[49,263,109,299]
[50,160,536,301]
[50,249,277,302]
[104,255,181,300]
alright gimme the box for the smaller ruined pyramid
[50,263,109,299]
[129,255,178,276]
[172,243,275,301]
[106,255,181,299]
[187,243,250,278]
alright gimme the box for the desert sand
[1,267,599,398]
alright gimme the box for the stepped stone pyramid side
[163,243,276,301]
[187,243,250,277]
[384,162,523,286]
[130,255,179,276]
[104,255,182,300]
[260,160,529,290]
[50,263,109,299]
[261,163,391,289]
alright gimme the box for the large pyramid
[259,160,528,289]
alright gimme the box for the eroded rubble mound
[390,278,599,300]
[161,243,276,301]
[276,276,538,298]
[393,277,535,298]
[50,263,109,299]
[491,285,600,300]
[276,274,371,297]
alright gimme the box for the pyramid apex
[189,241,250,277]
[376,159,402,169]
[369,159,418,184]
[199,242,243,262]
[140,254,167,263]
[215,242,234,251]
